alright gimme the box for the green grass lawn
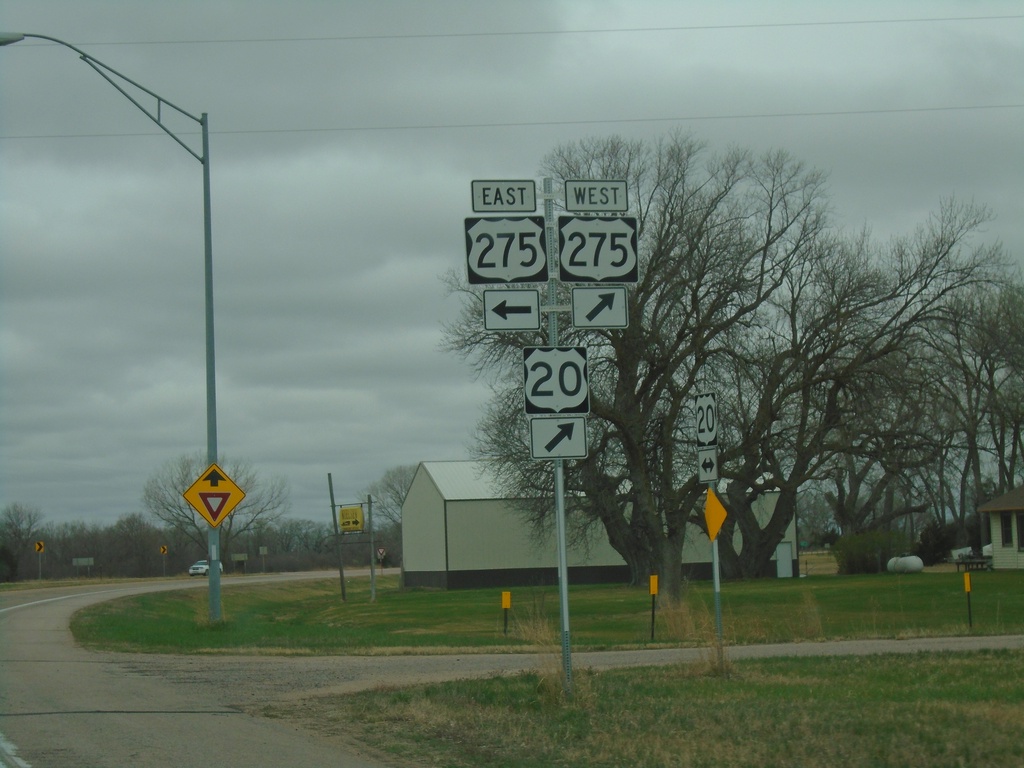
[70,570,1024,653]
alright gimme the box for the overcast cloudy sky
[1,1,1021,526]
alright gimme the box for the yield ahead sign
[183,463,245,528]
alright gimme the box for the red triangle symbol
[199,492,231,522]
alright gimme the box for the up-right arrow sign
[571,286,628,329]
[530,417,588,460]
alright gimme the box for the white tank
[887,555,924,573]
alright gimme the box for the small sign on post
[472,180,536,213]
[501,591,512,635]
[522,346,590,415]
[339,505,364,532]
[564,180,628,213]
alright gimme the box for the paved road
[0,574,391,768]
[3,576,1022,768]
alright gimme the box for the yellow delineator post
[964,572,973,629]
[502,591,512,635]
[649,575,659,640]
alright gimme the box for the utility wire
[1,103,1021,141]
[12,15,1024,47]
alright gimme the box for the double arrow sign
[483,287,627,331]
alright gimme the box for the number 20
[530,360,584,399]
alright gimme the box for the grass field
[69,570,1024,767]
[281,649,1024,768]
[71,569,1023,654]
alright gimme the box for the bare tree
[142,453,290,556]
[362,464,417,528]
[446,132,1007,596]
[903,278,1022,545]
[717,200,1003,576]
[0,503,44,581]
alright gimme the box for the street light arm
[2,27,222,620]
[0,32,205,163]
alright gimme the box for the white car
[188,560,223,576]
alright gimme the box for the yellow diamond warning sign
[183,463,245,528]
[704,488,728,542]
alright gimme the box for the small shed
[400,460,799,589]
[979,487,1024,570]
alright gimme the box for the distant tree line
[0,497,403,583]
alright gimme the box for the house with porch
[979,486,1024,570]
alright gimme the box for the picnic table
[955,557,992,572]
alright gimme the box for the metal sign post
[464,176,633,699]
[328,473,346,601]
[544,177,575,698]
[183,463,245,622]
[698,392,726,672]
[368,494,376,604]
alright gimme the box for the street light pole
[1,32,222,619]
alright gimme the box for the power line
[1,103,1020,141]
[13,15,1024,47]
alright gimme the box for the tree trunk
[717,485,796,579]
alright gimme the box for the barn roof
[418,461,501,501]
[978,486,1024,513]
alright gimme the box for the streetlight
[1,32,224,619]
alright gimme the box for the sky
[1,1,1021,526]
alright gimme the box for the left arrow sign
[483,289,541,331]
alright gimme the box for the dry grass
[285,649,1024,768]
[799,550,839,575]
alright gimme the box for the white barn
[400,460,799,589]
